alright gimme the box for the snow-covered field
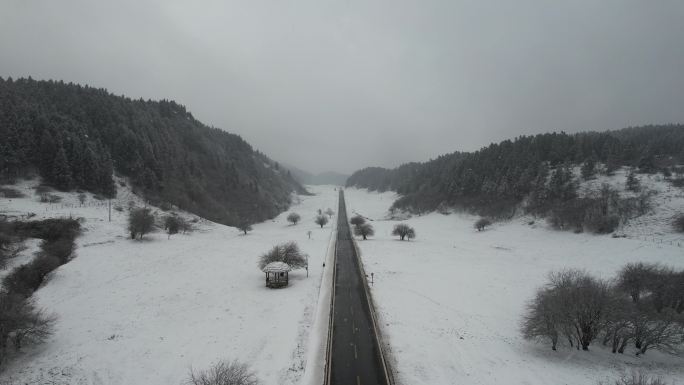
[0,180,338,385]
[344,185,684,385]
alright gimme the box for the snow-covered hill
[344,175,684,385]
[578,168,684,246]
[0,179,338,385]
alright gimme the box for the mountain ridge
[0,77,305,225]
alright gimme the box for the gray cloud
[2,0,683,173]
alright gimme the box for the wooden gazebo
[263,262,291,288]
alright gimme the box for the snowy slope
[0,180,339,385]
[344,185,684,385]
[578,168,684,246]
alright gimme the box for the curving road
[328,190,389,385]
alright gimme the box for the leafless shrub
[164,215,181,239]
[633,307,684,355]
[598,371,669,385]
[521,288,562,350]
[474,218,491,231]
[187,360,259,385]
[128,208,155,240]
[39,237,76,264]
[0,294,57,363]
[258,241,308,270]
[9,307,57,351]
[3,255,61,297]
[178,217,192,234]
[601,290,636,354]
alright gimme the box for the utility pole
[108,199,112,222]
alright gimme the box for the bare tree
[602,290,636,354]
[286,212,301,225]
[325,208,335,219]
[187,359,260,385]
[0,294,56,363]
[10,307,57,351]
[392,223,415,241]
[350,215,366,227]
[474,218,492,231]
[237,219,253,235]
[258,241,308,270]
[616,262,658,303]
[353,223,375,240]
[128,208,155,240]
[642,265,681,313]
[315,215,328,228]
[521,288,562,350]
[178,217,192,234]
[548,269,611,350]
[634,306,684,355]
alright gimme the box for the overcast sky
[1,1,683,174]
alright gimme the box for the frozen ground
[0,180,339,385]
[344,184,684,385]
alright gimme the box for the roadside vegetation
[349,214,374,240]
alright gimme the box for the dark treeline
[0,77,305,225]
[346,127,684,219]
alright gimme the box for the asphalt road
[329,190,388,385]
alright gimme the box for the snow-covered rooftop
[262,261,291,273]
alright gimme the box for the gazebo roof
[262,261,291,273]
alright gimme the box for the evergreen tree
[38,131,56,177]
[626,170,641,192]
[581,157,597,180]
[51,146,73,190]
